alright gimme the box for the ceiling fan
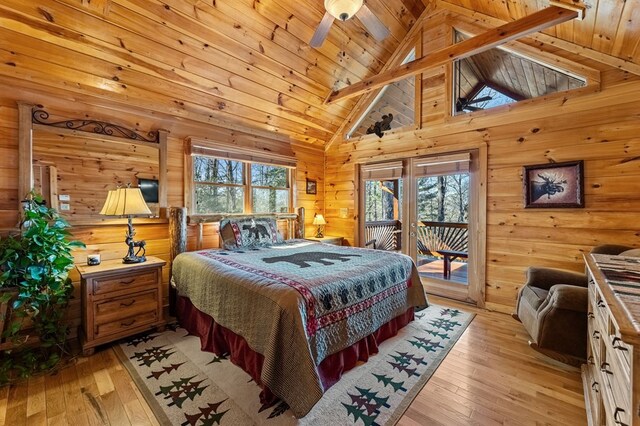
[455,96,493,112]
[310,0,390,48]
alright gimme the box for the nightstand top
[305,236,343,243]
[76,256,166,277]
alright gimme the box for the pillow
[219,217,281,249]
[620,248,640,258]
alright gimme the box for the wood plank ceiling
[436,0,640,65]
[0,0,426,146]
[1,0,639,147]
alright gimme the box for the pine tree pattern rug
[114,305,473,426]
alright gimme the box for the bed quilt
[171,240,427,417]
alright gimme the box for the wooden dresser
[77,256,166,355]
[583,254,640,426]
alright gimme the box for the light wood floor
[0,297,586,426]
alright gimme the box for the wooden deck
[0,296,586,425]
[418,257,469,284]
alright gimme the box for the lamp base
[315,227,324,238]
[123,255,147,264]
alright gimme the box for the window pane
[193,156,243,184]
[251,164,287,187]
[417,174,469,222]
[364,180,402,222]
[195,184,244,214]
[252,188,289,213]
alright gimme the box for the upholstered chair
[513,244,635,366]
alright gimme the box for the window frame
[185,138,297,217]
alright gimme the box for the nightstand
[76,256,166,356]
[305,235,344,246]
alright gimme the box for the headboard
[168,206,305,261]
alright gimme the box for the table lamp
[100,185,152,263]
[312,214,326,238]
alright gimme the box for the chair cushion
[521,285,549,312]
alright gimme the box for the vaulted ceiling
[0,0,639,147]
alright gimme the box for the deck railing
[364,220,401,251]
[416,221,468,256]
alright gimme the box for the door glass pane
[363,179,402,251]
[415,173,469,284]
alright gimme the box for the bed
[169,210,427,418]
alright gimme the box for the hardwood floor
[0,297,586,425]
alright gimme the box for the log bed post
[169,207,187,316]
[296,207,305,239]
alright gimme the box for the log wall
[325,16,640,313]
[0,88,325,334]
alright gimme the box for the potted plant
[0,192,84,383]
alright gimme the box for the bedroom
[0,0,639,424]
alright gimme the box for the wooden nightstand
[76,256,166,356]
[305,235,344,246]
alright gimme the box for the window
[192,155,292,215]
[453,31,586,116]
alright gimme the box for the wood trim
[326,6,581,104]
[436,0,640,77]
[158,130,168,218]
[17,102,34,205]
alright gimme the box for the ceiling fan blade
[467,95,493,104]
[356,4,390,42]
[310,12,335,48]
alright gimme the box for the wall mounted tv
[138,178,159,203]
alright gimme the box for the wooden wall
[325,13,640,314]
[0,88,325,334]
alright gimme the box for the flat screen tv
[138,178,159,204]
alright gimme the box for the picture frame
[523,160,584,208]
[306,178,317,195]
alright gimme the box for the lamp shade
[312,214,326,226]
[324,0,363,21]
[100,187,152,216]
[99,189,118,215]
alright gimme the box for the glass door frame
[357,147,487,307]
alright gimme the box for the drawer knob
[612,337,628,351]
[121,319,136,327]
[120,299,136,307]
[119,278,135,285]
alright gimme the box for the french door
[360,150,485,305]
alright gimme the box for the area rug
[114,305,473,425]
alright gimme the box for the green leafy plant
[0,192,84,384]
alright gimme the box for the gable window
[452,31,587,116]
[346,49,418,139]
[187,138,296,216]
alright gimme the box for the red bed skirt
[177,296,414,408]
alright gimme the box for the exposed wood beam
[324,1,439,151]
[325,5,581,104]
[436,0,640,77]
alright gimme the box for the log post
[296,207,305,239]
[169,207,187,316]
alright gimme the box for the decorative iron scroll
[32,109,159,143]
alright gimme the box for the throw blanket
[171,240,427,417]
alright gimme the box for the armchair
[513,244,635,366]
